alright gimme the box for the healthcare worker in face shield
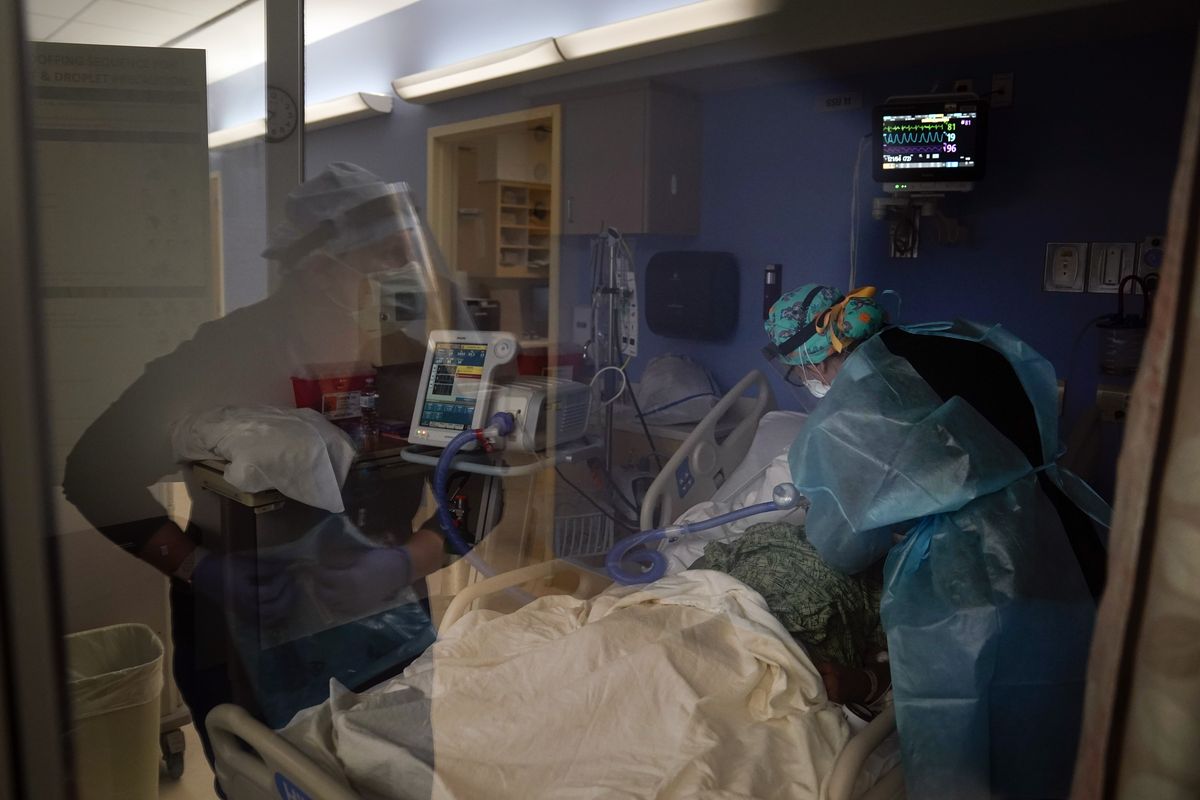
[763,284,1110,800]
[63,163,452,771]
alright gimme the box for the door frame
[426,104,563,341]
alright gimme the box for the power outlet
[990,73,1014,107]
[1097,384,1131,423]
[1136,234,1165,293]
[953,78,975,94]
[1087,242,1136,293]
[1044,243,1087,292]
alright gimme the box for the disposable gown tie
[788,321,1109,799]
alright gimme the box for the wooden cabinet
[458,179,552,279]
[561,86,702,236]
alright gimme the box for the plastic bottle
[361,376,379,445]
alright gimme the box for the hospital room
[4,0,1200,798]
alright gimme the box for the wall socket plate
[1044,242,1087,292]
[1087,242,1137,293]
[1136,234,1165,293]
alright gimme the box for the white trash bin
[66,623,165,800]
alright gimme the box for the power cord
[555,466,637,533]
[624,377,665,471]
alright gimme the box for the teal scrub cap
[765,284,887,366]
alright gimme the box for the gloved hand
[191,551,297,626]
[312,518,413,617]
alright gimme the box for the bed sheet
[279,570,850,800]
[659,410,808,572]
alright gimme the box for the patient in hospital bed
[276,409,893,800]
[279,569,855,800]
[691,521,891,711]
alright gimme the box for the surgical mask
[803,377,830,398]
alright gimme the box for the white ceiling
[25,0,420,83]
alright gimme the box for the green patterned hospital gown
[691,522,886,667]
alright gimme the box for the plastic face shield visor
[266,184,421,266]
[761,342,819,388]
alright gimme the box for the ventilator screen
[417,342,487,431]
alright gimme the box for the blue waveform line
[883,130,948,145]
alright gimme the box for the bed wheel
[161,729,186,780]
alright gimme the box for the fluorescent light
[208,118,266,149]
[556,0,779,61]
[391,38,563,102]
[306,92,393,130]
[208,92,393,149]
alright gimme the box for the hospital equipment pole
[604,232,619,476]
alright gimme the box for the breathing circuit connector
[485,411,515,441]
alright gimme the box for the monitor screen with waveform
[873,98,987,187]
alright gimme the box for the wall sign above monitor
[873,94,987,192]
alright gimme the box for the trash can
[66,623,164,800]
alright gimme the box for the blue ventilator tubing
[606,483,801,584]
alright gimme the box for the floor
[159,724,219,800]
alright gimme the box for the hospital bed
[206,370,904,800]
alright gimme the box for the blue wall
[565,30,1193,498]
[207,10,1195,499]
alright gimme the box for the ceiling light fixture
[555,0,778,61]
[391,38,564,102]
[208,91,393,149]
[389,0,779,104]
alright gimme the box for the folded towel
[171,406,355,512]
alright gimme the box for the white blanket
[171,406,355,512]
[280,570,849,800]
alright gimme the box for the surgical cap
[765,284,885,365]
[262,162,416,263]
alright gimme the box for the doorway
[427,105,562,350]
[425,107,564,612]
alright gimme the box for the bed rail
[208,703,360,800]
[639,369,776,530]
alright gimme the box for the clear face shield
[203,179,481,728]
[761,324,834,408]
[269,181,472,363]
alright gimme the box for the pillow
[634,355,720,425]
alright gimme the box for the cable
[555,466,636,532]
[849,133,871,291]
[598,464,641,518]
[624,377,665,471]
[590,364,628,406]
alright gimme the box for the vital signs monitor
[873,95,987,191]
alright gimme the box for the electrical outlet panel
[1044,243,1087,292]
[1136,235,1165,293]
[1087,242,1136,293]
[990,73,1014,107]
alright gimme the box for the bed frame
[206,370,903,800]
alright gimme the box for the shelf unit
[459,180,551,279]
